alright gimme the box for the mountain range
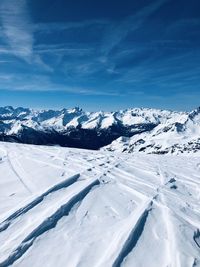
[0,106,199,154]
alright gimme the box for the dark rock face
[0,123,157,150]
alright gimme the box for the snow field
[0,142,199,267]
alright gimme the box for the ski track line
[164,167,200,187]
[0,147,7,158]
[7,152,32,194]
[0,176,101,261]
[117,182,149,203]
[25,156,67,170]
[158,166,181,267]
[0,178,100,267]
[0,174,80,232]
[108,172,156,199]
[112,201,153,267]
[108,172,168,267]
[168,169,200,182]
[121,159,155,174]
[0,153,115,232]
[26,146,65,161]
[161,186,198,209]
[95,200,153,267]
[25,148,93,169]
[113,170,156,191]
[112,166,157,189]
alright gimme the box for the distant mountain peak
[0,106,199,153]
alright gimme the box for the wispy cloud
[165,18,200,35]
[0,0,168,77]
[113,49,200,95]
[33,20,109,34]
[0,72,121,96]
[34,44,93,57]
[0,0,198,105]
[0,0,33,61]
[101,0,169,56]
[0,0,53,72]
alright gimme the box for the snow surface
[0,142,200,267]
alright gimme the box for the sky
[0,0,199,111]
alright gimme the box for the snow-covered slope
[0,142,199,267]
[104,107,200,154]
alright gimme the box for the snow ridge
[0,174,80,232]
[0,178,100,267]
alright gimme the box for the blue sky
[0,0,199,111]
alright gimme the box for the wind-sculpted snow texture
[0,142,200,267]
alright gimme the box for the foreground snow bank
[0,142,199,267]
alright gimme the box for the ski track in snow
[6,152,32,194]
[0,142,199,267]
[0,174,80,232]
[157,167,180,267]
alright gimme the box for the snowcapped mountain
[104,107,200,154]
[0,106,199,153]
[0,106,180,131]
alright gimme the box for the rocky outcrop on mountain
[103,107,200,154]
